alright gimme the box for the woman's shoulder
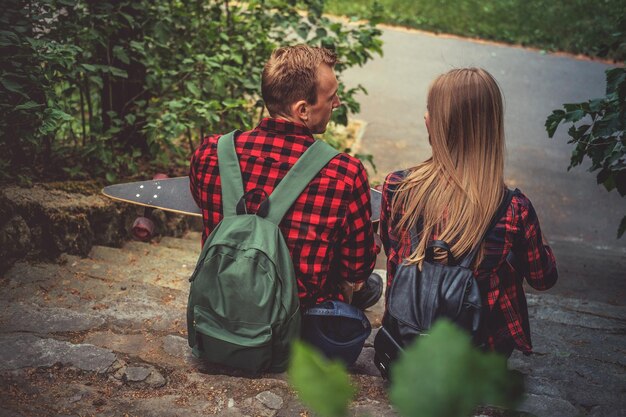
[509,188,534,212]
[509,188,544,229]
[383,169,411,192]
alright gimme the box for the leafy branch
[545,66,626,238]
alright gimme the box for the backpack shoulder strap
[265,140,339,225]
[216,130,244,217]
[459,188,515,268]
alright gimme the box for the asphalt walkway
[343,27,624,248]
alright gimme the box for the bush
[0,0,382,183]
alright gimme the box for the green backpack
[187,130,339,373]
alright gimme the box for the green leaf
[588,98,604,113]
[0,30,20,46]
[130,40,145,53]
[389,320,523,417]
[601,172,616,192]
[615,168,626,196]
[185,81,201,98]
[606,67,626,96]
[564,109,585,123]
[81,63,97,72]
[596,167,611,185]
[545,110,565,137]
[125,113,136,125]
[109,67,128,79]
[49,109,74,121]
[593,113,622,138]
[0,77,26,96]
[113,45,130,65]
[288,341,355,417]
[14,101,42,110]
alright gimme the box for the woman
[379,68,558,357]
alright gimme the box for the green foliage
[326,0,626,61]
[389,321,523,417]
[288,341,356,417]
[0,0,382,183]
[546,66,626,238]
[288,320,523,417]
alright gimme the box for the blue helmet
[301,300,372,366]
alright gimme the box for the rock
[162,335,191,361]
[518,393,579,417]
[524,376,563,398]
[255,391,284,410]
[121,365,166,388]
[69,394,83,403]
[145,368,167,388]
[351,347,380,376]
[0,334,116,373]
[0,303,106,333]
[49,211,94,256]
[124,366,151,382]
[0,215,32,272]
[241,396,277,417]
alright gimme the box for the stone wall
[0,184,195,273]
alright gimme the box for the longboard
[102,176,382,222]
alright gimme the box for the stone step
[3,230,625,417]
[76,246,194,291]
[159,235,201,252]
[1,259,188,333]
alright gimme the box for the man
[189,44,380,311]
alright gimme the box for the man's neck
[271,114,302,126]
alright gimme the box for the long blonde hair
[392,68,506,268]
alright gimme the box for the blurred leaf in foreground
[288,340,356,417]
[389,320,524,417]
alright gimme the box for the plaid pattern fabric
[380,169,558,353]
[189,118,377,309]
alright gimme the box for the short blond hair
[261,45,337,117]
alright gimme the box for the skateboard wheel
[132,216,155,241]
[152,173,169,180]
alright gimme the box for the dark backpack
[373,189,514,379]
[187,131,338,373]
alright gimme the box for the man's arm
[337,161,377,285]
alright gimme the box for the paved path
[343,27,624,248]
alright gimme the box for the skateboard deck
[103,176,383,222]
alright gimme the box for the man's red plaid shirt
[189,118,377,308]
[380,170,558,354]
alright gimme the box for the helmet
[301,300,372,366]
